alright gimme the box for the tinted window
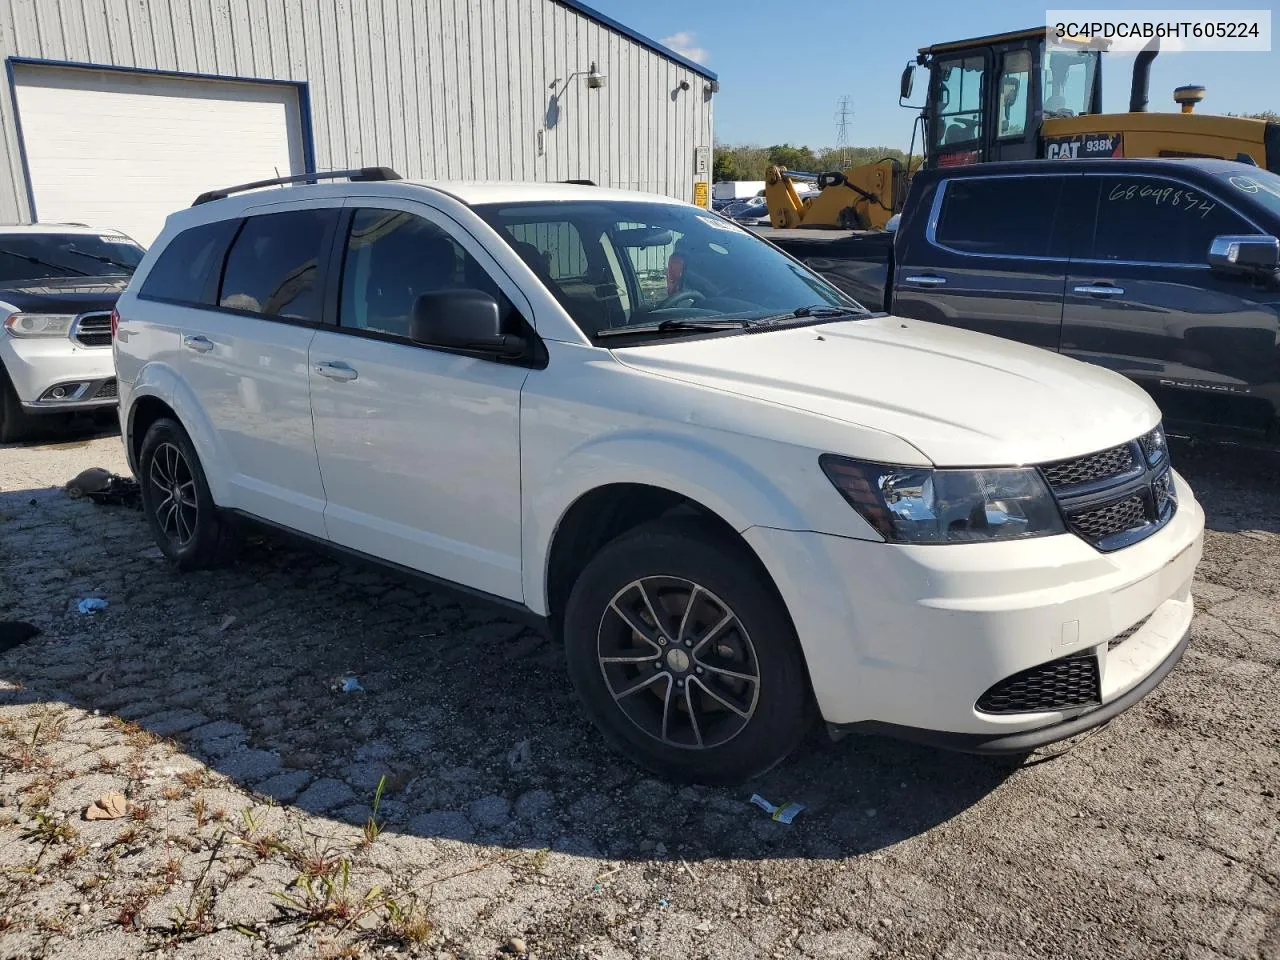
[0,232,144,285]
[935,177,1065,257]
[339,208,504,339]
[218,209,337,323]
[1217,169,1280,220]
[506,221,588,281]
[139,220,236,304]
[1090,177,1252,264]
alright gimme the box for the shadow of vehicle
[0,483,1021,863]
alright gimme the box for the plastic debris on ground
[65,468,141,508]
[507,739,532,771]
[749,793,805,824]
[77,598,108,615]
[334,675,364,693]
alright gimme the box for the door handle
[1073,284,1125,297]
[182,335,214,353]
[903,275,947,287]
[313,360,358,382]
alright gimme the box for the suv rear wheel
[138,417,238,570]
[563,519,813,785]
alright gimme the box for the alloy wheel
[148,441,198,547]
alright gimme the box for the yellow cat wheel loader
[762,26,1276,232]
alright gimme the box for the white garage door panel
[13,65,304,247]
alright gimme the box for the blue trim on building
[3,56,317,221]
[554,0,717,80]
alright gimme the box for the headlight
[820,455,1066,544]
[3,313,76,338]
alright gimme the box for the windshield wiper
[65,247,136,272]
[750,304,868,325]
[596,318,750,338]
[0,248,89,277]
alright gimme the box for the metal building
[0,0,716,244]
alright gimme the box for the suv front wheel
[564,520,813,785]
[138,417,238,570]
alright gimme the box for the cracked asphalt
[0,426,1277,959]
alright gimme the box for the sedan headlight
[3,313,76,338]
[820,455,1065,543]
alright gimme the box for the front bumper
[1,334,117,411]
[743,470,1205,746]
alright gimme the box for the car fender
[128,360,232,506]
[523,428,855,617]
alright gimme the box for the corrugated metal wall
[0,0,714,224]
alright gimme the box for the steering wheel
[654,289,706,310]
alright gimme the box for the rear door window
[218,209,339,323]
[138,220,238,305]
[1086,176,1254,264]
[934,176,1067,257]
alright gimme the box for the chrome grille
[976,652,1101,715]
[1153,471,1172,512]
[1041,443,1136,491]
[73,312,113,347]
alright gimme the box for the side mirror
[410,289,527,358]
[1208,234,1280,276]
[900,64,915,101]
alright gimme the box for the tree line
[713,144,919,182]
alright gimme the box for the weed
[191,796,207,829]
[382,894,434,947]
[171,834,224,938]
[527,848,551,875]
[129,802,154,823]
[272,860,384,931]
[56,844,87,869]
[211,807,227,823]
[116,891,150,931]
[361,775,388,848]
[163,857,182,887]
[177,769,206,789]
[21,812,77,848]
[112,825,141,848]
[161,785,184,802]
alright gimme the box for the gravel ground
[0,425,1277,960]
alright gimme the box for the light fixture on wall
[549,61,607,92]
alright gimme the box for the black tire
[563,519,814,785]
[137,417,238,570]
[0,367,39,445]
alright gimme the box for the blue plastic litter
[77,598,108,615]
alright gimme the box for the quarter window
[339,208,505,339]
[139,220,237,304]
[935,177,1065,257]
[1089,177,1252,264]
[218,209,337,323]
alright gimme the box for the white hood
[611,315,1161,466]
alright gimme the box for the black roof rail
[192,167,402,206]
[561,179,596,186]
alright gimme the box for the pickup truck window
[934,176,1065,258]
[1220,169,1280,221]
[933,56,984,148]
[1089,176,1252,264]
[474,200,859,339]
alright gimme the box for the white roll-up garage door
[11,64,306,247]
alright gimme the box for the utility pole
[834,95,853,168]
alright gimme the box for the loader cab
[917,27,1103,169]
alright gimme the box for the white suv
[114,168,1205,784]
[0,224,145,442]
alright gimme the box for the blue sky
[586,0,1278,149]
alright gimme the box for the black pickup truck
[763,157,1280,447]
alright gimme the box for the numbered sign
[1045,132,1123,160]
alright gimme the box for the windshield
[1218,168,1280,220]
[473,200,863,339]
[0,232,144,285]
